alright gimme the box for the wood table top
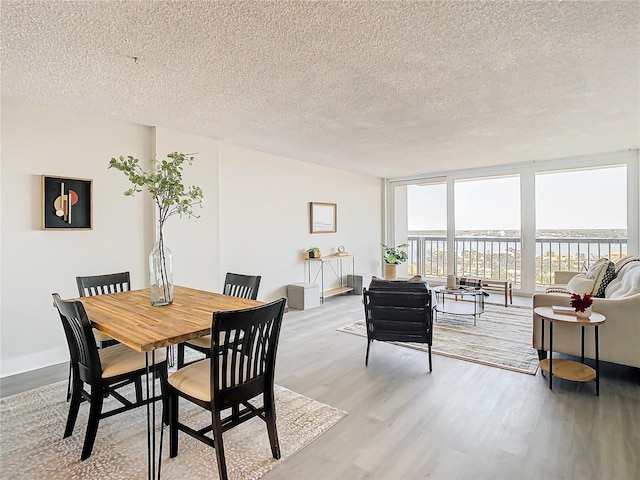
[534,306,606,325]
[77,285,262,352]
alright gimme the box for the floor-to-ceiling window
[535,165,628,285]
[386,151,638,294]
[405,181,448,276]
[454,175,521,282]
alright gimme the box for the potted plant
[381,243,408,280]
[570,293,594,318]
[109,152,203,306]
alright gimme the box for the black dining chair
[176,272,261,368]
[52,293,168,460]
[60,272,131,402]
[168,298,286,480]
[76,271,131,348]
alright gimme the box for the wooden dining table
[77,285,263,479]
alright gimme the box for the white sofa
[532,259,640,368]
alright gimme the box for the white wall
[218,143,382,299]
[155,127,221,293]
[0,98,383,377]
[1,98,152,376]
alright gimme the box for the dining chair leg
[158,361,170,426]
[66,363,72,402]
[365,339,371,366]
[64,372,82,438]
[134,377,143,403]
[212,411,229,480]
[264,392,281,459]
[169,389,179,458]
[176,343,186,370]
[428,343,433,373]
[81,386,104,460]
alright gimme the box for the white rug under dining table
[0,380,346,479]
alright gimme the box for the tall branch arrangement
[109,152,203,304]
[109,152,204,229]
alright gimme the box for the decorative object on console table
[310,202,337,233]
[381,243,408,280]
[109,152,203,306]
[41,175,93,230]
[570,293,593,318]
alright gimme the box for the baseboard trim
[0,361,68,398]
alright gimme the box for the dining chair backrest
[52,293,102,382]
[223,273,261,300]
[209,298,285,410]
[76,272,131,297]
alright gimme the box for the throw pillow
[566,274,595,295]
[614,256,640,275]
[544,286,570,294]
[585,258,616,297]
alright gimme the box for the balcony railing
[407,235,627,286]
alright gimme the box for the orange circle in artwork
[68,190,79,205]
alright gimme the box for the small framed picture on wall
[310,202,337,234]
[41,175,93,230]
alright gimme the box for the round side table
[534,306,606,396]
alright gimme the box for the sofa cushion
[585,258,616,297]
[614,256,640,275]
[607,262,640,299]
[566,273,595,295]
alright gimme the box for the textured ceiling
[2,1,639,178]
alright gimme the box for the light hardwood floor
[3,294,639,479]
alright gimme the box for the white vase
[575,306,592,318]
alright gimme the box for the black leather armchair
[362,279,433,371]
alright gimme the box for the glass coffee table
[432,285,485,326]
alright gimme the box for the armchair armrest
[554,271,581,285]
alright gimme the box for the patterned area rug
[0,381,346,479]
[338,304,539,375]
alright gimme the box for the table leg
[145,352,155,480]
[549,321,553,390]
[145,350,164,480]
[595,326,600,396]
[541,318,545,360]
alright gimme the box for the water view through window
[401,164,628,286]
[535,166,627,283]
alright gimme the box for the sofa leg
[537,349,547,361]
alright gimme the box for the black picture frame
[42,175,93,230]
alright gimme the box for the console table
[306,254,355,303]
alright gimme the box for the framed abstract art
[41,175,93,230]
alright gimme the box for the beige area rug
[338,304,540,375]
[0,380,346,479]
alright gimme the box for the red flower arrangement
[570,293,593,312]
